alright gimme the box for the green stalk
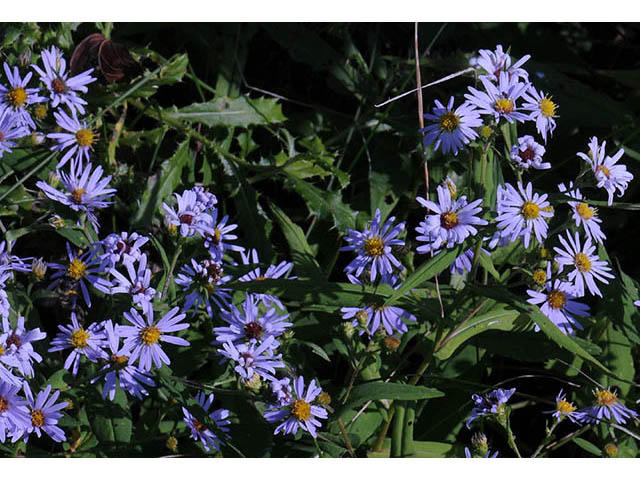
[161,241,183,299]
[390,403,406,458]
[402,403,416,457]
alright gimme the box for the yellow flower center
[547,290,566,309]
[596,165,611,179]
[71,188,87,205]
[539,96,557,118]
[576,203,595,220]
[440,211,458,229]
[67,258,87,280]
[494,98,514,114]
[445,180,457,198]
[0,396,8,413]
[75,128,94,148]
[521,201,540,220]
[34,104,47,119]
[556,399,576,414]
[479,125,492,139]
[439,112,460,132]
[6,87,27,107]
[213,228,222,245]
[532,269,547,285]
[364,237,385,257]
[71,329,90,349]
[574,253,591,273]
[31,409,45,427]
[594,389,617,406]
[110,353,129,364]
[141,326,161,345]
[291,399,311,421]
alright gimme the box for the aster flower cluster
[340,209,416,339]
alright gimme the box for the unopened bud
[471,432,489,457]
[48,215,65,229]
[317,391,331,406]
[166,436,178,452]
[383,336,401,351]
[604,443,618,458]
[243,372,262,391]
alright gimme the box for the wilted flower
[238,249,294,309]
[0,105,29,158]
[217,336,284,382]
[175,258,232,316]
[510,135,550,170]
[470,45,530,82]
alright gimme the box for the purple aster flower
[558,183,606,245]
[162,190,213,238]
[217,336,284,382]
[0,62,46,130]
[0,270,11,321]
[0,105,29,157]
[21,383,68,443]
[464,72,530,124]
[577,388,638,425]
[119,306,190,372]
[238,249,294,309]
[182,391,231,453]
[213,294,292,346]
[110,254,157,314]
[0,240,32,274]
[420,96,482,156]
[577,137,633,206]
[100,232,149,267]
[264,376,328,439]
[526,276,590,336]
[470,45,530,83]
[47,109,97,169]
[544,389,580,424]
[203,210,244,261]
[553,230,614,297]
[36,159,116,231]
[0,316,46,378]
[270,377,294,406]
[466,388,516,428]
[449,247,491,275]
[48,313,108,376]
[48,243,113,309]
[0,381,31,442]
[341,208,405,282]
[192,186,218,211]
[175,258,232,317]
[91,320,155,401]
[510,135,550,170]
[495,182,553,249]
[522,86,557,143]
[32,46,96,115]
[464,447,499,458]
[416,184,487,254]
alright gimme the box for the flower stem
[161,240,183,299]
[531,420,560,458]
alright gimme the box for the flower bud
[471,432,489,457]
[604,443,618,458]
[166,436,178,452]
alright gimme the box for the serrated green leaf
[163,96,285,128]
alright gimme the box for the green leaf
[572,437,602,457]
[131,137,191,228]
[286,174,356,231]
[384,246,464,307]
[336,382,444,419]
[163,96,285,128]
[468,285,613,375]
[369,439,455,458]
[269,201,324,281]
[57,228,88,248]
[434,308,521,360]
